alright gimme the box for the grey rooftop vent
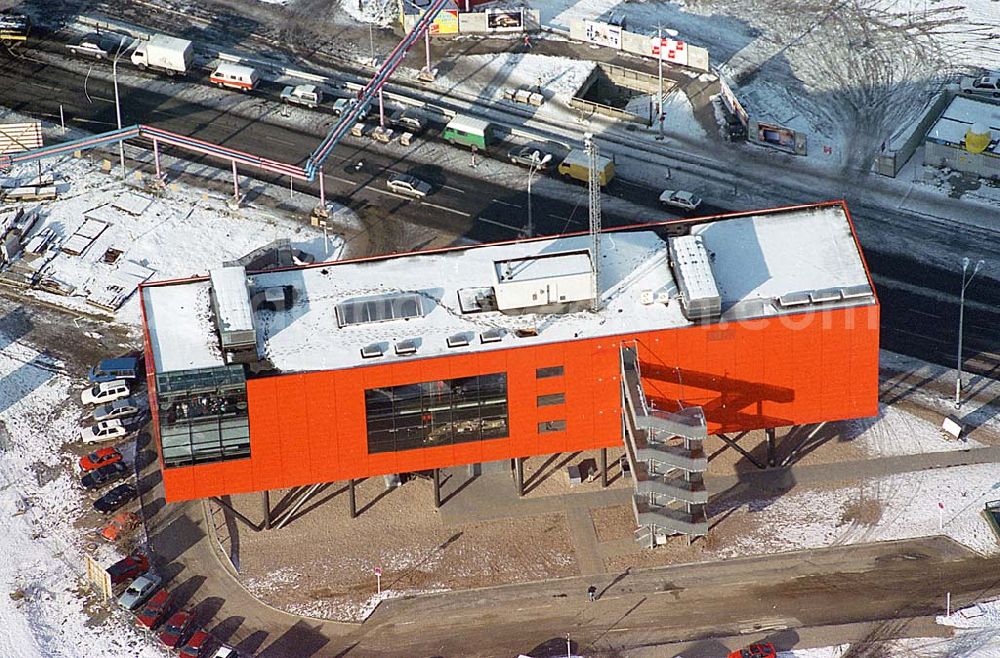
[447,333,470,348]
[336,292,425,328]
[395,339,418,356]
[360,343,383,359]
[810,288,842,304]
[777,291,811,308]
[480,328,504,344]
[841,284,872,300]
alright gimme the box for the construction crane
[585,133,602,311]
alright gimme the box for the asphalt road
[0,32,997,381]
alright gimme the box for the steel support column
[433,468,442,508]
[261,490,271,530]
[717,432,766,469]
[600,448,608,487]
[231,160,239,201]
[153,138,162,181]
[349,479,357,519]
[766,427,777,467]
[514,457,524,497]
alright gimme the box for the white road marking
[422,201,470,217]
[478,216,520,232]
[492,199,522,208]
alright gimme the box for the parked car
[960,74,1000,98]
[386,173,432,198]
[659,189,702,212]
[106,550,149,586]
[332,97,368,119]
[507,144,553,169]
[92,397,142,423]
[66,32,127,60]
[280,83,323,108]
[80,419,128,444]
[79,446,122,472]
[117,571,161,611]
[389,109,425,134]
[159,610,196,649]
[135,588,173,630]
[88,356,141,383]
[728,642,777,658]
[93,482,137,514]
[100,510,141,542]
[209,62,260,92]
[81,460,129,490]
[210,646,237,658]
[81,379,130,406]
[178,629,211,657]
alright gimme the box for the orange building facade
[141,203,880,503]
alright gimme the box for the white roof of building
[142,203,875,375]
[927,95,1000,154]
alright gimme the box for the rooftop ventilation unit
[209,265,258,362]
[841,284,873,300]
[457,287,497,314]
[492,250,594,313]
[810,288,842,304]
[447,333,470,348]
[668,236,721,322]
[480,328,504,344]
[335,292,426,328]
[777,291,812,308]
[395,339,418,356]
[360,343,384,359]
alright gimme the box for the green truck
[443,115,493,150]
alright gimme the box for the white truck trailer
[130,34,193,76]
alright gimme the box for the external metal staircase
[621,344,709,546]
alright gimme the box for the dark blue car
[81,461,130,490]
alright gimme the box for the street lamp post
[525,151,552,238]
[654,26,679,140]
[112,36,128,179]
[955,257,984,409]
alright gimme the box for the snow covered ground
[0,332,168,657]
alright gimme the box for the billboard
[487,9,524,32]
[756,122,797,151]
[430,9,459,34]
[650,37,688,66]
[583,20,622,49]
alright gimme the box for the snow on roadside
[0,332,167,657]
[847,403,985,458]
[713,463,1000,559]
[435,53,595,102]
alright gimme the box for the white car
[211,646,239,658]
[959,74,1000,98]
[659,189,702,212]
[386,174,432,198]
[81,379,130,406]
[80,419,128,444]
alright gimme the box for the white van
[210,62,260,92]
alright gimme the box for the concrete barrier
[875,88,954,177]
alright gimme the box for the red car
[159,610,195,648]
[106,550,149,586]
[80,447,123,472]
[135,588,172,630]
[728,642,777,658]
[178,629,211,657]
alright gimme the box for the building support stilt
[433,468,442,509]
[261,490,271,530]
[348,479,357,519]
[600,448,608,487]
[514,457,524,497]
[766,427,777,467]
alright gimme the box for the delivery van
[210,62,260,92]
[557,148,615,187]
[442,115,493,150]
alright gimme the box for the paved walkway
[565,505,607,576]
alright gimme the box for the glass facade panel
[365,373,509,453]
[156,365,250,468]
[537,393,565,407]
[538,419,567,433]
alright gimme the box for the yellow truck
[557,148,615,187]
